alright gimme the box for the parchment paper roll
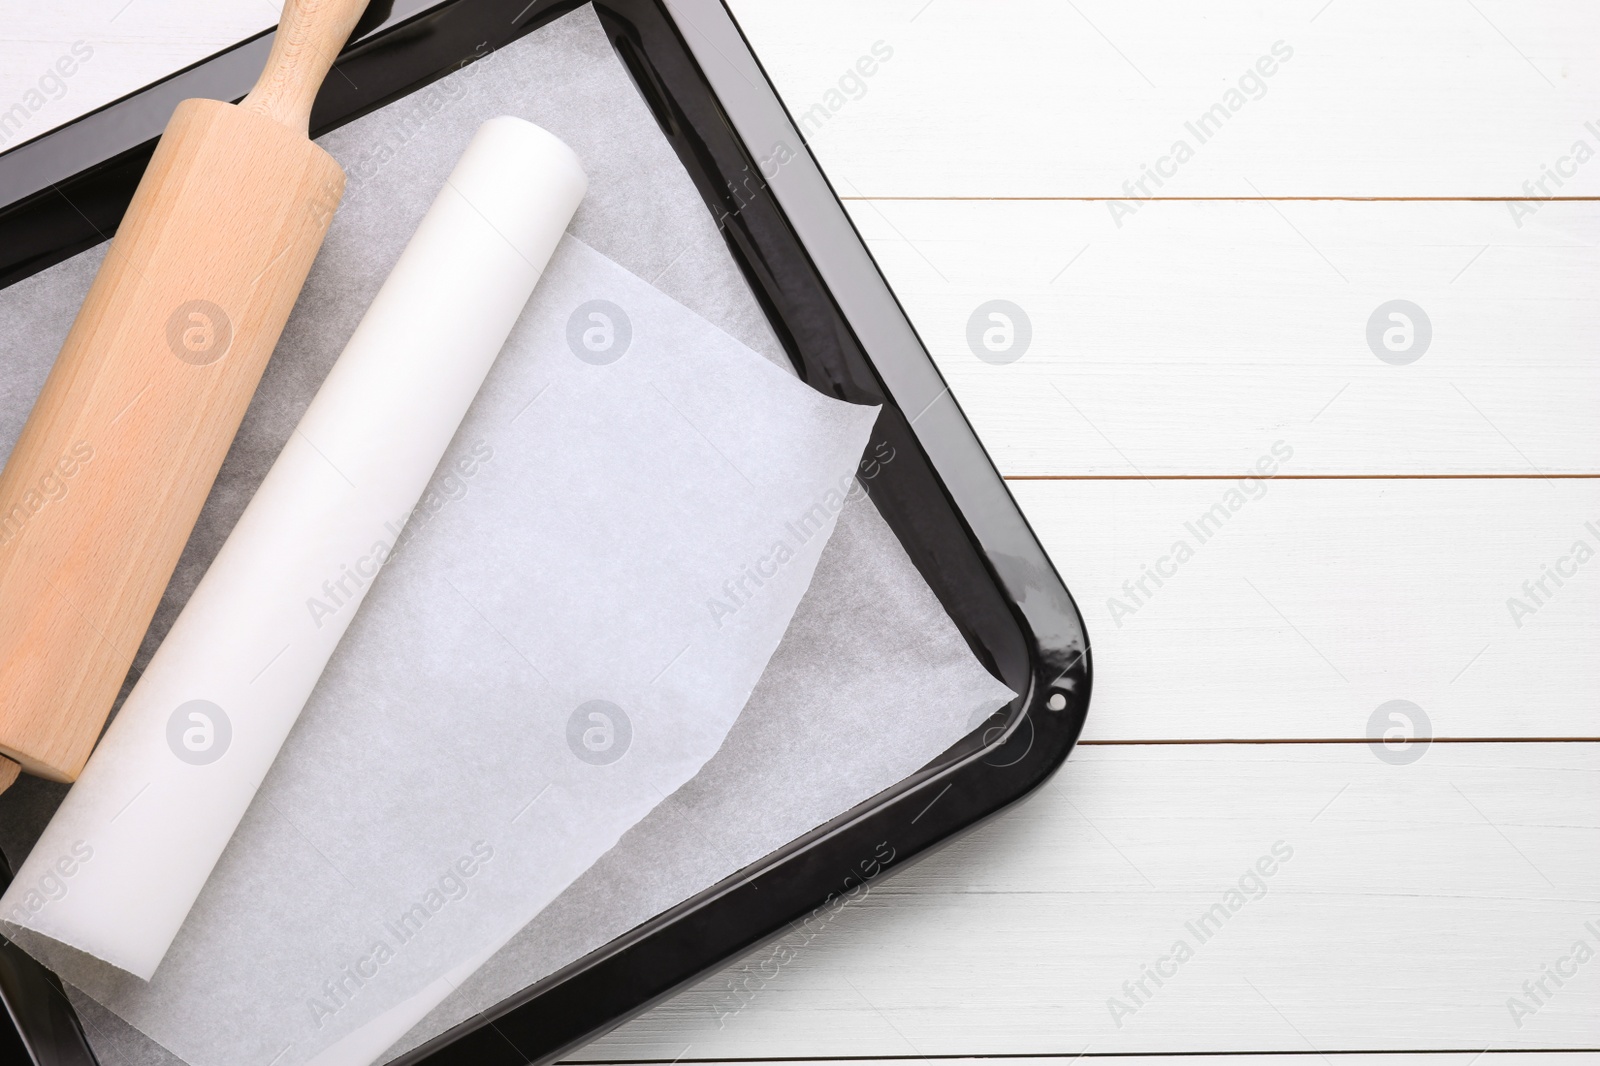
[0,117,586,980]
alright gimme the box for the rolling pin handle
[240,0,373,134]
[0,755,18,796]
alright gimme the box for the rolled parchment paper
[0,116,586,980]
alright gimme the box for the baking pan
[0,1,1092,1062]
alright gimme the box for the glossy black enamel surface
[0,3,1090,1062]
[0,854,101,1066]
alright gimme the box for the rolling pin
[0,0,370,791]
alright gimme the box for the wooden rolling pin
[0,0,370,791]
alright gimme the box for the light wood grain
[726,0,1600,198]
[240,0,369,132]
[1016,477,1600,742]
[575,743,1600,1059]
[843,198,1600,477]
[0,2,354,784]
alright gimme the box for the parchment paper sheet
[0,6,1016,1063]
[10,225,882,1066]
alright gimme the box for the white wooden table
[4,1,1597,1062]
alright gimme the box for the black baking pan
[0,1,1092,1062]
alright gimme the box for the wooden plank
[1012,477,1600,742]
[574,743,1600,1059]
[12,2,1600,199]
[726,0,1600,198]
[844,198,1600,476]
[0,1,272,153]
